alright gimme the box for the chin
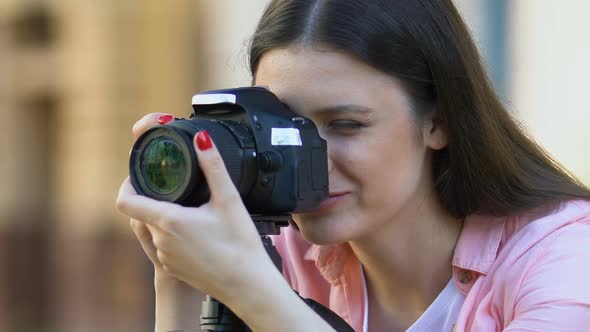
[292,213,358,245]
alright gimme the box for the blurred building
[0,1,588,331]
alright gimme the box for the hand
[116,127,274,305]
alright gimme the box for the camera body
[129,87,329,215]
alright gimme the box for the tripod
[199,215,354,332]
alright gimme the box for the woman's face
[255,46,446,245]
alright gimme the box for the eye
[325,120,369,135]
[327,120,366,130]
[330,121,359,129]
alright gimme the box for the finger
[130,219,162,268]
[116,177,178,228]
[132,113,175,139]
[193,130,241,205]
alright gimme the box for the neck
[349,191,462,326]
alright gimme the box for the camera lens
[141,138,187,195]
[130,120,258,207]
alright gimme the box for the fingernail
[157,114,174,124]
[196,130,213,151]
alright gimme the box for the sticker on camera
[271,128,302,146]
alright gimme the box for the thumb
[193,130,241,206]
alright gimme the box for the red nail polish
[157,114,174,124]
[196,130,213,151]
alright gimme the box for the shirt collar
[452,214,506,275]
[304,242,354,283]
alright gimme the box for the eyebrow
[309,104,374,115]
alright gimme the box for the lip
[312,192,350,214]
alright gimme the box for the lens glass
[141,138,187,195]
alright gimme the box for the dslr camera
[129,86,329,217]
[128,87,354,332]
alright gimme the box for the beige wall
[198,0,269,88]
[510,0,590,184]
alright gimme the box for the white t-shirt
[362,269,465,332]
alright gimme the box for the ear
[423,110,448,150]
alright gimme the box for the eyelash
[325,120,369,132]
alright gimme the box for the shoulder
[465,200,590,330]
[516,200,590,289]
[505,201,590,329]
[454,200,590,277]
[515,200,590,288]
[498,199,590,271]
[492,199,590,287]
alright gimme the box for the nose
[324,143,341,194]
[327,152,334,175]
[326,141,335,176]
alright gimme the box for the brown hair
[248,0,590,217]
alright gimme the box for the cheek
[332,128,427,202]
[375,142,428,204]
[326,137,363,179]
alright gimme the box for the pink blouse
[272,200,590,331]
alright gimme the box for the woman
[116,0,590,331]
